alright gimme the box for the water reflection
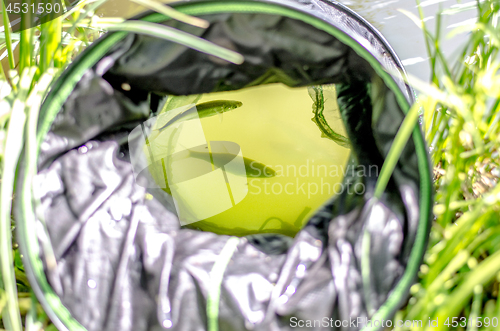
[342,0,476,82]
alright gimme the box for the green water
[147,83,351,237]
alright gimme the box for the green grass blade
[0,57,5,82]
[101,20,244,64]
[59,0,89,21]
[39,18,62,73]
[467,285,483,331]
[207,237,239,331]
[416,0,439,83]
[434,248,500,329]
[433,11,452,79]
[0,67,37,331]
[18,0,34,72]
[374,102,421,199]
[19,29,33,74]
[129,0,209,28]
[63,0,110,35]
[1,0,16,70]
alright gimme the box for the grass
[395,0,500,329]
[1,0,500,330]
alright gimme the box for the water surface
[344,0,476,82]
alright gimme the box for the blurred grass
[395,0,500,330]
[0,0,125,327]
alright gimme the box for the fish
[158,99,243,131]
[152,141,276,194]
[171,142,277,179]
[190,151,276,178]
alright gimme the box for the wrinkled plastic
[20,1,430,330]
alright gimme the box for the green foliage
[396,0,500,329]
[1,0,111,324]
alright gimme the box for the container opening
[135,83,352,237]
